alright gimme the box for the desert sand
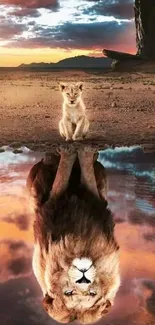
[0,69,155,151]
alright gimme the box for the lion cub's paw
[78,145,99,161]
[65,137,73,142]
[57,144,77,156]
[72,135,83,141]
[78,145,98,154]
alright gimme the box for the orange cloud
[1,0,59,9]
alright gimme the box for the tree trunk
[134,0,155,59]
[103,49,144,61]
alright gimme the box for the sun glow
[0,47,102,67]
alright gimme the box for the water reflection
[0,145,155,325]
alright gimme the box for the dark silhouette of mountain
[19,62,54,68]
[18,55,112,69]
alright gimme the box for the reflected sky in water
[0,145,155,325]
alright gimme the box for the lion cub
[59,82,89,141]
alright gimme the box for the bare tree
[135,0,155,59]
[103,0,155,65]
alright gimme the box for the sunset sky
[0,0,136,66]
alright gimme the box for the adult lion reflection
[27,146,120,324]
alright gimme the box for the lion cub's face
[59,82,83,106]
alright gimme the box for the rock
[10,142,22,148]
[13,149,23,154]
[103,49,145,61]
[0,148,5,153]
[102,86,111,90]
[111,102,117,108]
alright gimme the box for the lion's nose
[76,275,91,284]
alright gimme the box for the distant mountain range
[18,55,112,69]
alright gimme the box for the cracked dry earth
[0,69,155,152]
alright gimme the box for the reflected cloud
[143,280,155,316]
[99,146,155,184]
[1,212,30,230]
[133,278,155,316]
[99,146,155,229]
[0,275,57,325]
[0,240,32,282]
[128,209,155,227]
[143,233,155,242]
[0,146,42,196]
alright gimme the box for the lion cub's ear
[77,82,83,91]
[59,82,66,92]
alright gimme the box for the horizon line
[0,54,109,68]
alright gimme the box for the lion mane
[27,157,120,324]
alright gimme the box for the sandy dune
[0,69,155,151]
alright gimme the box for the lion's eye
[89,291,97,297]
[66,93,70,96]
[64,290,73,296]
